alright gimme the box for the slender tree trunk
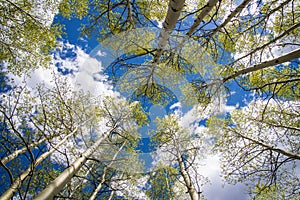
[1,136,50,165]
[107,172,124,200]
[230,22,300,65]
[223,48,300,82]
[174,0,218,52]
[33,124,118,200]
[126,0,134,26]
[0,126,80,200]
[69,161,94,198]
[152,0,185,64]
[89,141,126,200]
[185,0,218,37]
[177,152,199,200]
[107,190,115,200]
[208,0,252,38]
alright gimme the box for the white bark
[233,129,300,160]
[1,136,51,165]
[0,126,80,200]
[153,0,185,63]
[33,124,118,200]
[185,0,219,37]
[89,141,126,200]
[231,22,300,65]
[174,0,218,52]
[107,190,115,200]
[223,48,300,82]
[210,0,252,37]
[177,152,199,200]
[69,161,94,198]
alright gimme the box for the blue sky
[1,1,299,199]
[49,3,265,197]
[0,4,259,199]
[49,9,253,199]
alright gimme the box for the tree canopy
[0,0,299,199]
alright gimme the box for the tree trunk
[231,22,300,65]
[186,0,219,37]
[223,48,300,82]
[69,161,94,198]
[107,190,115,200]
[209,0,252,38]
[1,136,50,165]
[89,141,126,200]
[33,124,118,200]
[174,0,218,51]
[153,0,185,64]
[233,128,300,160]
[0,126,80,200]
[177,152,199,200]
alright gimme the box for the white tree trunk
[153,0,185,64]
[69,161,94,198]
[0,126,80,200]
[89,141,126,200]
[231,22,300,65]
[186,0,219,37]
[107,190,115,200]
[209,0,252,37]
[174,0,218,52]
[233,129,300,160]
[177,152,199,200]
[1,136,51,165]
[223,48,300,82]
[33,124,118,200]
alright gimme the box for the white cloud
[6,41,117,98]
[157,20,163,29]
[179,106,201,127]
[96,50,107,57]
[170,102,181,110]
[198,155,249,200]
[220,104,236,113]
[7,67,55,90]
[73,46,118,98]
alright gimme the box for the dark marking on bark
[171,7,179,12]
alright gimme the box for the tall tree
[1,0,299,199]
[33,97,147,199]
[212,99,300,198]
[0,75,97,199]
[151,114,208,200]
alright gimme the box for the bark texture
[33,125,117,200]
[0,127,79,200]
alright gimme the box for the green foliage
[26,159,63,197]
[217,33,236,53]
[59,0,89,19]
[250,184,300,200]
[79,0,158,40]
[137,0,169,21]
[0,0,62,75]
[216,99,300,198]
[135,83,170,106]
[146,165,178,199]
[1,0,299,199]
[273,3,300,35]
[131,102,149,126]
[246,65,300,100]
[152,114,183,145]
[101,27,156,55]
